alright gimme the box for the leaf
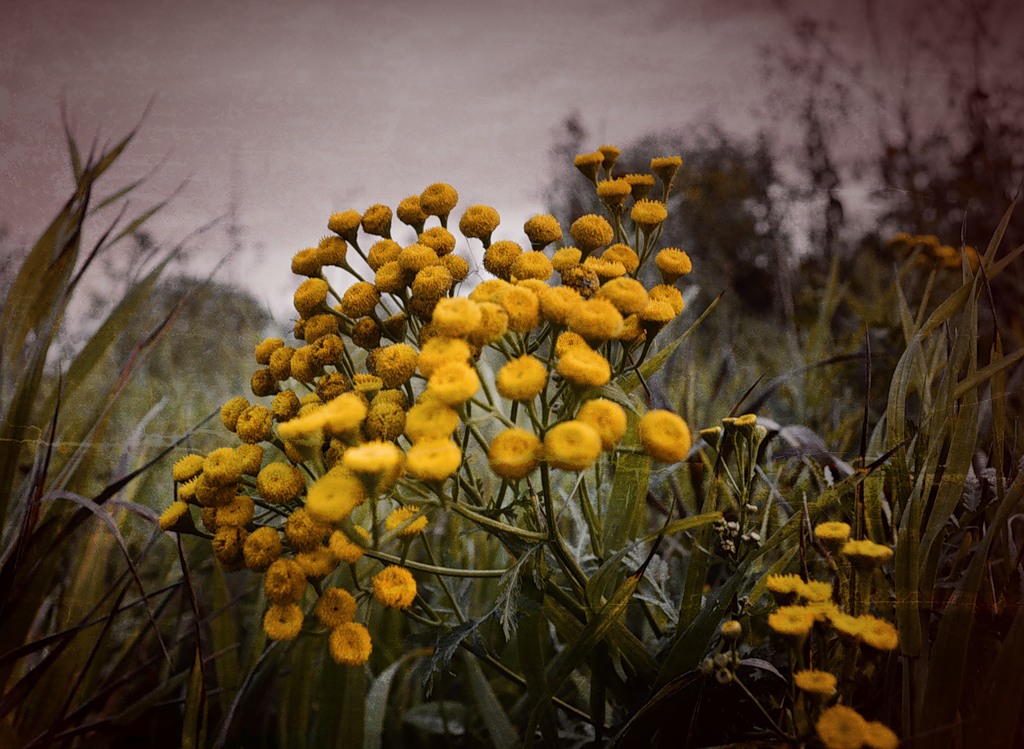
[181,649,207,749]
[461,651,518,749]
[494,544,541,639]
[364,649,429,749]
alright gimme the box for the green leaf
[461,651,518,749]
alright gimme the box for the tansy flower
[794,669,838,696]
[630,199,668,231]
[263,603,304,641]
[576,398,627,451]
[194,476,235,508]
[816,705,868,749]
[555,331,589,357]
[343,441,404,480]
[569,214,614,254]
[523,213,563,249]
[352,319,383,352]
[159,501,190,531]
[648,284,685,315]
[291,247,322,276]
[418,336,472,378]
[488,428,543,480]
[581,255,627,280]
[381,312,408,341]
[318,235,347,266]
[573,151,604,182]
[766,573,805,599]
[510,251,554,281]
[856,615,899,651]
[863,722,900,749]
[212,526,247,569]
[316,587,358,628]
[372,565,417,609]
[252,367,280,396]
[799,580,834,603]
[236,405,274,445]
[596,277,649,315]
[369,344,419,389]
[296,547,338,578]
[484,240,523,280]
[597,178,632,208]
[361,203,392,237]
[397,194,428,230]
[329,530,365,564]
[398,243,441,274]
[255,337,285,365]
[468,302,509,347]
[602,243,640,274]
[264,558,306,605]
[406,438,462,482]
[367,239,402,270]
[220,396,250,432]
[365,400,408,446]
[442,253,470,282]
[498,286,541,334]
[828,611,865,640]
[420,183,459,220]
[544,420,603,472]
[385,506,428,538]
[842,539,895,569]
[557,346,611,388]
[618,314,646,344]
[650,156,683,186]
[623,173,656,201]
[412,265,454,301]
[317,372,353,403]
[538,285,583,325]
[303,313,339,343]
[287,347,320,384]
[638,410,692,462]
[286,507,330,552]
[268,346,295,381]
[419,226,457,256]
[243,527,283,572]
[329,621,373,666]
[551,246,583,273]
[427,361,480,406]
[815,521,852,551]
[203,448,244,487]
[352,373,384,397]
[597,144,620,170]
[305,469,367,524]
[459,204,500,242]
[405,401,460,442]
[655,248,693,284]
[294,277,330,317]
[328,209,362,241]
[217,495,255,527]
[318,393,369,436]
[172,454,205,483]
[431,297,482,338]
[339,282,380,318]
[767,605,816,639]
[374,261,406,294]
[568,297,624,344]
[497,355,547,401]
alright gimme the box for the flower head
[551,246,583,273]
[815,521,852,551]
[420,183,459,220]
[638,410,692,462]
[523,213,563,249]
[650,156,683,186]
[816,705,868,749]
[510,251,554,282]
[329,530,365,564]
[368,343,419,389]
[339,282,380,318]
[623,173,656,201]
[498,286,541,334]
[596,277,649,315]
[304,469,367,524]
[243,526,283,571]
[397,194,428,230]
[419,226,457,256]
[842,539,895,569]
[863,722,900,749]
[263,604,304,641]
[372,565,417,608]
[316,587,358,628]
[767,605,816,639]
[484,240,523,280]
[497,355,548,401]
[655,248,693,284]
[405,401,460,442]
[329,621,373,665]
[488,428,543,480]
[597,178,632,209]
[557,346,611,388]
[459,204,501,242]
[567,298,624,344]
[264,558,306,605]
[576,398,627,451]
[794,669,838,696]
[220,396,250,432]
[544,420,602,472]
[569,214,614,254]
[173,454,205,483]
[406,438,462,482]
[573,151,604,182]
[385,506,428,538]
[630,199,668,231]
[427,361,480,406]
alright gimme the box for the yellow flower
[352,373,384,397]
[638,410,692,462]
[597,178,632,208]
[569,214,614,254]
[373,261,406,294]
[523,213,563,249]
[202,447,243,487]
[212,525,247,569]
[296,547,338,578]
[544,420,603,472]
[799,580,834,603]
[816,705,868,749]
[536,285,582,326]
[318,235,347,266]
[602,243,640,274]
[315,586,358,628]
[648,284,685,315]
[442,253,469,282]
[794,669,837,695]
[596,277,649,315]
[303,313,339,343]
[367,238,402,270]
[294,277,330,317]
[217,494,254,527]
[419,226,457,256]
[555,331,589,357]
[159,501,191,531]
[576,398,627,451]
[766,573,805,598]
[255,337,285,365]
[194,476,235,508]
[488,428,543,480]
[263,603,304,641]
[573,151,604,182]
[172,454,205,483]
[329,530,365,564]
[305,469,367,524]
[320,392,369,436]
[288,346,320,384]
[343,440,404,479]
[339,281,380,318]
[412,265,454,301]
[767,605,816,638]
[236,405,273,445]
[720,620,743,639]
[551,246,583,273]
[328,209,362,240]
[468,302,509,347]
[398,243,441,274]
[557,346,611,388]
[243,526,283,571]
[630,199,668,231]
[650,156,683,186]
[655,247,693,284]
[428,297,480,339]
[285,507,330,552]
[264,558,306,605]
[863,721,900,749]
[857,615,899,651]
[420,183,459,219]
[397,194,428,229]
[268,346,295,381]
[842,539,894,569]
[329,621,373,665]
[406,438,462,482]
[372,565,417,608]
[623,172,656,200]
[815,521,852,550]
[427,361,480,406]
[253,369,278,397]
[369,343,419,389]
[361,203,393,237]
[567,298,624,344]
[498,286,541,334]
[828,610,865,640]
[459,204,500,241]
[618,314,646,344]
[598,144,620,169]
[510,251,554,282]
[220,396,250,432]
[291,247,322,276]
[385,506,428,538]
[417,336,471,379]
[484,240,523,280]
[496,355,547,401]
[581,256,626,282]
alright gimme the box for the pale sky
[3,0,999,316]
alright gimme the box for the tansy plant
[160,146,917,747]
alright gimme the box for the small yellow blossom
[316,587,358,628]
[343,441,404,480]
[263,603,304,641]
[623,173,656,200]
[220,396,250,432]
[544,420,603,472]
[766,573,805,598]
[420,183,459,219]
[294,277,330,317]
[329,622,373,665]
[496,355,548,401]
[255,338,285,365]
[638,410,692,462]
[650,156,683,185]
[427,361,480,405]
[630,199,668,231]
[412,265,454,301]
[576,398,627,451]
[328,209,362,240]
[767,605,816,638]
[361,203,393,237]
[339,282,380,318]
[857,615,899,651]
[264,558,306,605]
[498,286,541,333]
[573,151,604,182]
[816,705,868,749]
[397,194,428,229]
[172,454,205,483]
[815,521,852,550]
[418,336,472,378]
[369,343,419,389]
[842,539,895,568]
[567,297,624,343]
[484,240,524,280]
[328,530,365,564]
[551,246,583,273]
[367,239,402,270]
[510,250,554,282]
[569,214,614,254]
[523,213,563,248]
[794,669,838,695]
[557,346,611,388]
[419,226,457,256]
[159,501,191,531]
[385,506,428,538]
[597,178,632,208]
[202,447,243,487]
[459,204,500,241]
[398,243,441,274]
[655,248,693,284]
[305,469,367,524]
[236,405,274,445]
[799,580,833,603]
[488,428,543,480]
[405,401,460,442]
[286,507,330,552]
[648,284,685,315]
[373,565,417,608]
[243,526,283,571]
[217,494,254,527]
[406,438,462,482]
[596,277,649,315]
[863,721,900,749]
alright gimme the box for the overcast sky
[1,0,1000,316]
